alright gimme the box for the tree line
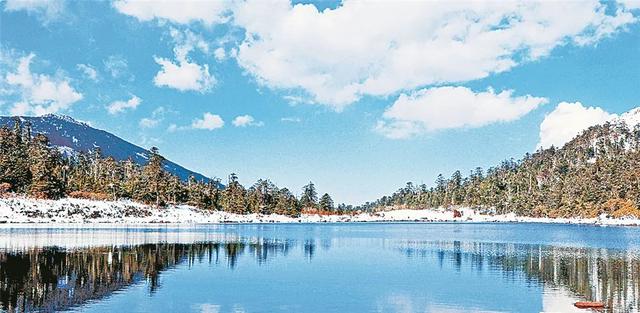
[0,118,348,216]
[5,115,638,219]
[359,121,640,218]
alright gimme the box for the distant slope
[0,114,217,185]
[362,107,640,218]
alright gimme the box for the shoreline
[0,197,638,226]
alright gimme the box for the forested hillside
[0,114,213,183]
[3,109,640,219]
[360,110,640,218]
[0,118,342,217]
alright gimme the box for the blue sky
[1,0,639,204]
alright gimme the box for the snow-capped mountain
[0,114,217,185]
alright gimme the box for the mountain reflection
[0,239,309,313]
[400,241,640,312]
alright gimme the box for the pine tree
[449,170,463,205]
[120,157,140,199]
[274,187,299,216]
[223,173,246,213]
[208,179,222,210]
[300,182,318,210]
[0,121,31,191]
[28,134,63,199]
[140,147,167,206]
[319,193,334,212]
[247,179,276,214]
[166,175,187,204]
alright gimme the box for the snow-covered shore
[0,196,638,226]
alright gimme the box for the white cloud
[104,55,133,80]
[153,29,216,92]
[232,114,263,127]
[281,117,301,123]
[4,53,83,115]
[619,0,640,11]
[374,120,425,140]
[139,107,168,128]
[113,0,232,25]
[107,95,141,114]
[76,64,98,81]
[153,56,215,92]
[169,27,209,54]
[167,123,179,133]
[192,112,224,130]
[138,134,163,147]
[538,102,616,149]
[139,118,158,128]
[214,47,226,61]
[282,95,314,106]
[9,102,30,116]
[3,0,65,23]
[376,86,547,139]
[234,0,638,109]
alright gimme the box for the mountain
[362,107,640,218]
[0,114,217,185]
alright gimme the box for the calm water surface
[0,223,639,313]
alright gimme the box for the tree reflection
[304,239,316,261]
[399,241,640,312]
[7,235,638,313]
[0,238,316,313]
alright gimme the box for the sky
[0,0,639,205]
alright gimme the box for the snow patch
[0,198,638,226]
[56,146,77,158]
[617,107,640,127]
[40,113,90,127]
[136,152,148,159]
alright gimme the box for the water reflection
[1,234,640,312]
[400,241,640,312]
[0,239,309,313]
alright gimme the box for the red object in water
[574,301,605,309]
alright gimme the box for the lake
[0,223,639,313]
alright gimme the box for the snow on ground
[0,197,298,224]
[0,197,639,226]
